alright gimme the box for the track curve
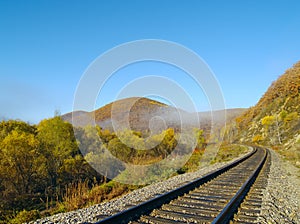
[95,147,269,224]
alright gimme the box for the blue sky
[1,0,300,123]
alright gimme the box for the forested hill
[62,97,175,131]
[237,61,300,128]
[62,97,165,124]
[63,97,246,133]
[226,61,300,165]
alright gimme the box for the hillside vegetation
[0,118,104,223]
[0,114,246,222]
[0,117,208,223]
[225,61,300,167]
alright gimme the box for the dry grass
[57,180,138,212]
[62,180,90,211]
[210,144,249,164]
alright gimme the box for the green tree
[37,117,78,187]
[117,129,145,151]
[193,128,205,149]
[261,115,282,144]
[98,128,116,144]
[147,128,177,158]
[85,147,125,180]
[107,137,134,162]
[0,130,45,195]
[60,154,98,183]
[0,120,36,142]
[75,125,103,155]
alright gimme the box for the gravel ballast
[258,149,300,224]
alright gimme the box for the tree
[75,125,103,155]
[261,114,282,144]
[0,120,36,142]
[148,128,177,158]
[0,130,45,195]
[37,117,78,187]
[117,129,145,151]
[107,137,134,162]
[98,128,116,144]
[85,147,125,180]
[193,128,205,149]
[60,154,98,183]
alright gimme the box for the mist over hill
[62,97,246,135]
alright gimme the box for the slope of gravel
[30,148,252,224]
[258,149,300,224]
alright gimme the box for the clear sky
[1,0,300,123]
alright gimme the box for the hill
[228,61,300,165]
[63,97,182,132]
[62,97,246,134]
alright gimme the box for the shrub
[9,210,40,223]
[252,134,264,143]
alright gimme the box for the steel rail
[212,147,268,223]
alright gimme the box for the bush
[252,134,264,143]
[9,210,40,223]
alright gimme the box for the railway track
[95,147,269,224]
